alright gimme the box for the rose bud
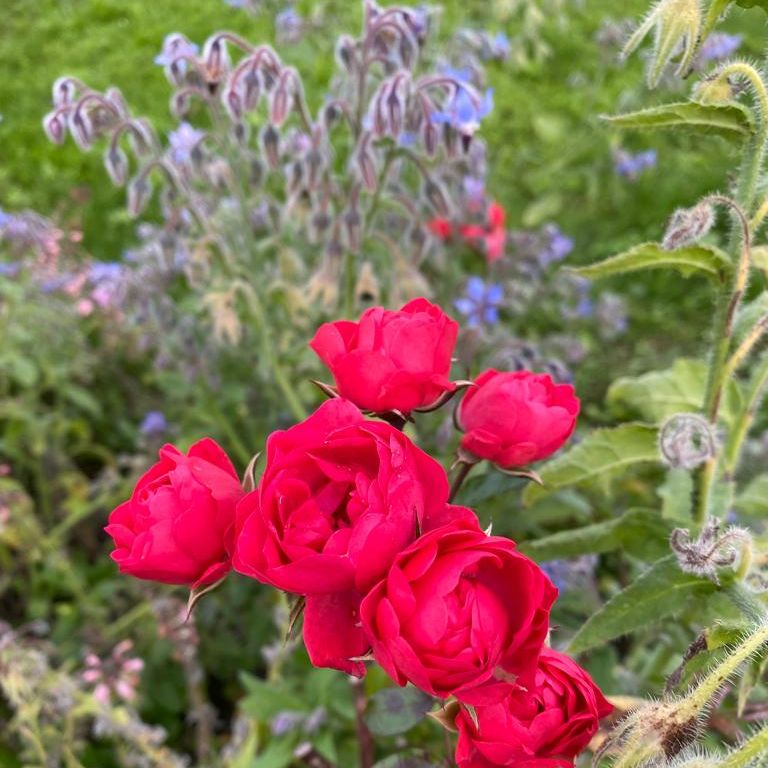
[234,398,473,675]
[360,518,556,702]
[105,438,243,588]
[455,648,613,767]
[457,370,579,467]
[310,298,459,414]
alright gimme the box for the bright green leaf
[523,424,659,506]
[734,474,768,517]
[568,556,717,654]
[520,508,672,562]
[658,468,694,522]
[573,243,730,282]
[372,756,435,768]
[607,358,742,426]
[604,101,754,138]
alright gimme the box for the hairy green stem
[720,724,768,768]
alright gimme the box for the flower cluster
[105,298,610,766]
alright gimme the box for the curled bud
[52,77,77,107]
[659,413,716,470]
[662,201,715,250]
[671,518,752,584]
[104,145,129,186]
[243,68,261,110]
[105,87,129,117]
[70,108,93,151]
[261,124,281,169]
[223,85,243,121]
[43,112,67,145]
[355,261,380,306]
[127,174,153,218]
[335,35,356,72]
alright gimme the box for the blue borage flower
[454,276,503,327]
[614,149,657,180]
[140,411,168,436]
[431,86,494,137]
[697,32,742,64]
[168,122,205,164]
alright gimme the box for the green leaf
[607,358,742,426]
[604,101,754,139]
[365,686,434,737]
[734,474,768,517]
[573,243,730,282]
[568,556,717,654]
[735,0,768,10]
[458,469,523,506]
[523,424,659,506]
[238,673,305,720]
[251,740,296,768]
[658,468,694,522]
[520,508,672,562]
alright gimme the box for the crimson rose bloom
[458,370,579,467]
[360,518,556,702]
[309,298,458,414]
[105,439,243,588]
[455,648,613,767]
[234,398,470,675]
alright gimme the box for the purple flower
[168,122,205,164]
[614,149,657,180]
[224,0,249,6]
[488,32,511,61]
[270,711,304,737]
[541,556,597,592]
[463,177,486,209]
[140,411,168,436]
[697,33,742,64]
[276,7,304,45]
[538,224,574,266]
[0,208,12,229]
[0,262,21,278]
[89,262,123,284]
[154,33,199,69]
[454,277,503,327]
[432,86,493,137]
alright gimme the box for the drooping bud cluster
[659,413,717,470]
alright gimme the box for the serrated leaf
[573,243,730,282]
[568,556,717,654]
[520,508,672,562]
[604,101,754,138]
[734,474,768,517]
[607,358,742,426]
[523,424,659,506]
[365,686,433,737]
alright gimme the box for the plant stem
[720,723,768,768]
[723,352,768,474]
[449,461,476,503]
[352,678,374,768]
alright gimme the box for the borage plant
[105,298,611,768]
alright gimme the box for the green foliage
[568,556,717,654]
[523,423,660,506]
[604,101,755,138]
[573,242,731,282]
[365,687,434,737]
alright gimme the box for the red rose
[233,399,469,675]
[455,648,613,767]
[459,201,507,263]
[105,438,243,588]
[360,518,556,702]
[457,370,579,467]
[309,298,458,414]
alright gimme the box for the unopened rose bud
[662,201,715,250]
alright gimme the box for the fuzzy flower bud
[695,70,737,105]
[671,518,753,584]
[659,413,716,470]
[623,0,702,88]
[662,201,716,250]
[43,112,67,145]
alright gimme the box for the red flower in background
[428,202,508,262]
[105,439,242,588]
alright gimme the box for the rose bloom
[457,370,579,467]
[360,518,556,702]
[105,438,243,588]
[455,648,613,767]
[460,201,507,263]
[309,298,458,414]
[234,398,471,675]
